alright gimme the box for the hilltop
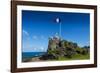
[40,35,90,60]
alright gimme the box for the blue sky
[22,10,90,52]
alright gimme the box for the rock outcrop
[40,34,90,60]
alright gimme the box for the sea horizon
[22,52,46,60]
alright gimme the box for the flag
[54,17,61,24]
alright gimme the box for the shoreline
[22,53,90,62]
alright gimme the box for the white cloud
[23,30,29,36]
[39,46,46,52]
[32,35,46,40]
[40,47,44,50]
[33,36,38,40]
[32,47,37,51]
[86,42,90,45]
[30,46,45,52]
[41,35,45,39]
[23,46,47,52]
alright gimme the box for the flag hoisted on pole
[55,17,61,38]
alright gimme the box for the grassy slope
[58,54,90,61]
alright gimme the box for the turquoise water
[22,52,46,60]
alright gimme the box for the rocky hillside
[40,35,90,60]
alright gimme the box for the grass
[58,54,90,61]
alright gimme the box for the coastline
[22,53,90,62]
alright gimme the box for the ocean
[22,52,46,60]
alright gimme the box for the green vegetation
[58,53,90,61]
[40,35,90,61]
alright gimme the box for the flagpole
[60,22,61,38]
[56,17,61,38]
